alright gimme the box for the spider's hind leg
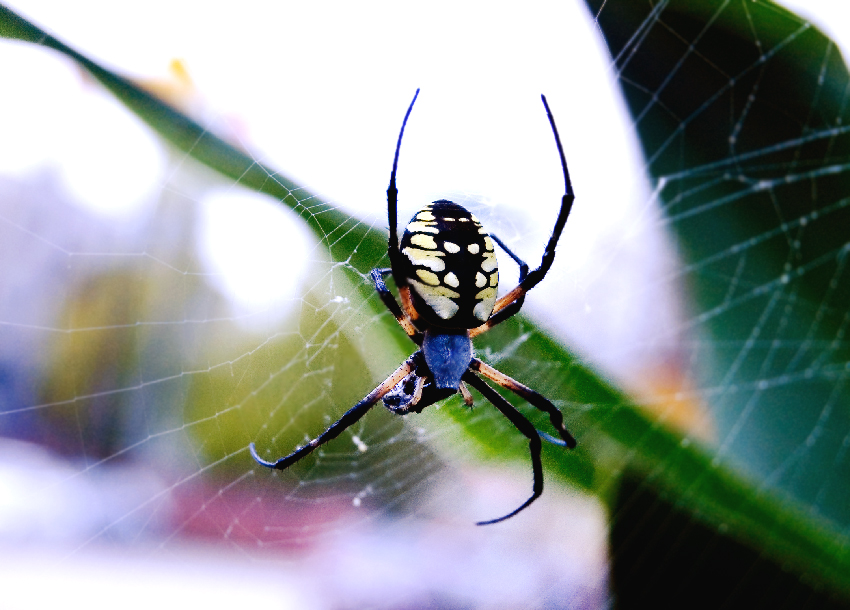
[471,358,576,449]
[463,372,544,525]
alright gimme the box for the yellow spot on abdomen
[476,287,496,301]
[481,251,498,272]
[416,269,440,285]
[402,247,446,271]
[473,287,497,321]
[409,279,461,320]
[406,221,438,234]
[411,233,438,249]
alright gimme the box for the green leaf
[3,1,848,598]
[592,0,850,530]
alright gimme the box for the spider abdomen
[399,200,499,329]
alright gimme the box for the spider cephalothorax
[251,90,577,525]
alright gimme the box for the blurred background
[1,1,849,608]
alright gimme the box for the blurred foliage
[590,0,850,525]
[3,0,850,600]
[38,271,146,458]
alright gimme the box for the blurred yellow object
[634,361,715,443]
[136,58,196,112]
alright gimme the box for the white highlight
[198,189,313,322]
[0,43,164,221]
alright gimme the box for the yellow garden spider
[251,90,577,525]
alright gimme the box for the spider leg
[537,429,572,447]
[491,234,530,280]
[471,358,576,449]
[250,357,417,470]
[387,89,421,282]
[463,372,543,525]
[471,95,575,339]
[370,268,422,343]
[526,94,575,290]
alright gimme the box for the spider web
[1,0,849,607]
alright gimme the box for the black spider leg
[522,93,575,292]
[250,357,417,470]
[471,358,577,449]
[463,372,543,526]
[387,89,421,283]
[470,95,574,338]
[491,234,529,279]
[370,268,423,344]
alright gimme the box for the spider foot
[537,429,571,447]
[249,442,280,468]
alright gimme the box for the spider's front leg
[471,94,575,339]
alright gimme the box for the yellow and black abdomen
[399,200,499,329]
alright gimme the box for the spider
[250,90,577,525]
